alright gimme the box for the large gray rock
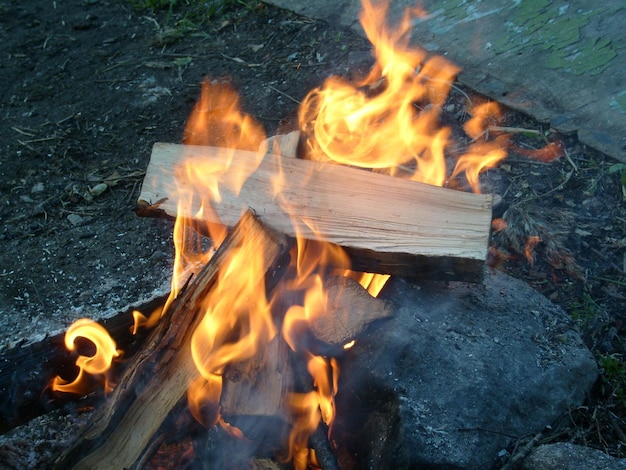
[521,443,626,470]
[332,271,598,469]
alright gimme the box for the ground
[0,0,625,467]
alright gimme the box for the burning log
[137,141,493,282]
[0,294,167,434]
[54,210,289,470]
[219,276,391,419]
[219,335,293,420]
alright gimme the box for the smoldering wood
[310,423,341,470]
[214,275,388,470]
[137,141,493,282]
[0,293,168,435]
[53,210,289,470]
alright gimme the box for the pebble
[31,182,44,193]
[89,183,108,197]
[67,214,83,226]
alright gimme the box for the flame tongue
[183,79,267,152]
[168,79,269,303]
[299,0,459,187]
[299,0,506,192]
[187,238,277,427]
[52,318,121,395]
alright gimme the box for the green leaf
[608,163,626,174]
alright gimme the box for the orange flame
[491,218,508,233]
[277,236,355,468]
[286,391,322,469]
[166,80,268,309]
[132,305,163,334]
[164,0,504,466]
[511,141,565,162]
[183,79,267,153]
[298,0,505,191]
[463,101,501,140]
[52,318,121,394]
[339,270,391,297]
[187,236,277,427]
[525,235,542,265]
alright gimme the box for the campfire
[50,0,513,468]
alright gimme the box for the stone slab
[522,443,626,470]
[332,271,598,468]
[265,0,626,162]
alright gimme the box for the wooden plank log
[53,210,289,470]
[137,142,493,281]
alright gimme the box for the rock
[521,443,626,470]
[332,270,598,469]
[89,182,108,197]
[66,213,84,226]
[31,182,44,193]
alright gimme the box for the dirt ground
[0,0,625,467]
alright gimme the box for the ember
[51,0,511,468]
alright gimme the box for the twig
[488,126,545,137]
[11,126,35,137]
[608,412,626,444]
[267,84,301,105]
[18,136,58,144]
[142,15,161,30]
[562,145,578,172]
[450,83,473,105]
[97,59,134,75]
[220,53,263,67]
[16,140,35,151]
[125,179,142,204]
[60,209,99,216]
[595,410,609,449]
[511,169,574,208]
[290,62,329,68]
[56,113,79,125]
[423,77,472,105]
[500,432,543,470]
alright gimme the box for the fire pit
[0,1,604,469]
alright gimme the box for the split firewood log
[138,140,493,282]
[53,210,289,470]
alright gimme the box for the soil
[0,0,624,468]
